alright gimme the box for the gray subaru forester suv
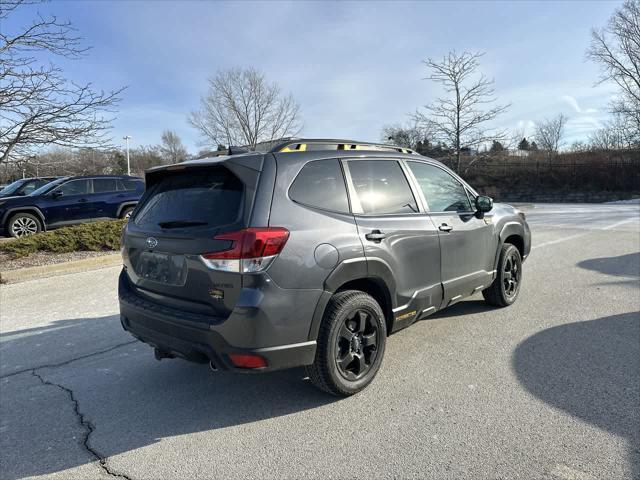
[119,139,531,396]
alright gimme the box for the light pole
[123,135,131,175]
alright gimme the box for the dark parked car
[119,139,531,396]
[0,177,59,198]
[0,175,144,237]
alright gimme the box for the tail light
[200,227,290,273]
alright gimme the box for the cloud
[561,95,598,114]
[516,120,536,135]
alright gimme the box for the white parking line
[532,232,589,250]
[600,218,638,230]
[532,217,638,250]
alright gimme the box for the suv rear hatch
[122,158,267,324]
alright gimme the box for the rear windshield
[134,168,243,229]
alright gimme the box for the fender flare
[494,221,525,270]
[2,207,46,230]
[363,256,398,308]
[307,256,397,341]
[116,202,138,218]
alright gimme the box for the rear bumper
[118,269,317,372]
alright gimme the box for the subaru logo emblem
[146,237,158,249]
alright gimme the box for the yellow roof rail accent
[275,140,417,155]
[279,144,307,153]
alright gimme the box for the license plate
[136,251,187,285]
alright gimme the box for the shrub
[0,220,126,258]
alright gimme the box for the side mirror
[475,195,493,213]
[52,190,63,198]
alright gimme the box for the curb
[0,253,122,284]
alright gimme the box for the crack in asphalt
[0,340,138,380]
[30,368,134,480]
[1,341,138,478]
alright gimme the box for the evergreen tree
[113,151,128,174]
[518,137,530,150]
[490,140,505,153]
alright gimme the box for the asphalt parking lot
[1,203,638,480]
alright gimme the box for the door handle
[438,223,453,232]
[365,230,387,242]
[77,198,88,203]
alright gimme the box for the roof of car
[8,176,59,182]
[149,146,433,176]
[61,175,143,180]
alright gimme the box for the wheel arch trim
[2,207,46,231]
[495,221,525,270]
[116,202,138,218]
[308,258,397,341]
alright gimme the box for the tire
[120,206,134,220]
[306,290,387,396]
[7,212,42,238]
[483,243,522,307]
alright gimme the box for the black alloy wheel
[335,308,380,381]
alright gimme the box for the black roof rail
[227,146,250,155]
[268,138,419,155]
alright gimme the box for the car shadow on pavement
[512,312,640,479]
[577,252,640,280]
[1,315,339,479]
[429,299,494,319]
[0,315,134,377]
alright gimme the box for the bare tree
[590,113,636,149]
[506,125,526,151]
[128,145,164,174]
[0,0,124,165]
[587,0,640,142]
[189,67,302,149]
[534,114,568,154]
[380,122,427,149]
[160,130,188,163]
[414,51,510,172]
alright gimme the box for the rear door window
[289,159,349,213]
[347,160,418,214]
[134,168,243,229]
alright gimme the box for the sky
[6,0,622,153]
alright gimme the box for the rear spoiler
[143,154,266,190]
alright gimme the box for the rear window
[19,180,40,195]
[119,179,142,191]
[133,168,243,229]
[93,178,118,193]
[289,159,349,213]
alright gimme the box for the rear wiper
[158,220,208,229]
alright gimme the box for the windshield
[29,177,68,196]
[0,180,26,196]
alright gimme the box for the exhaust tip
[154,348,174,361]
[209,360,218,372]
